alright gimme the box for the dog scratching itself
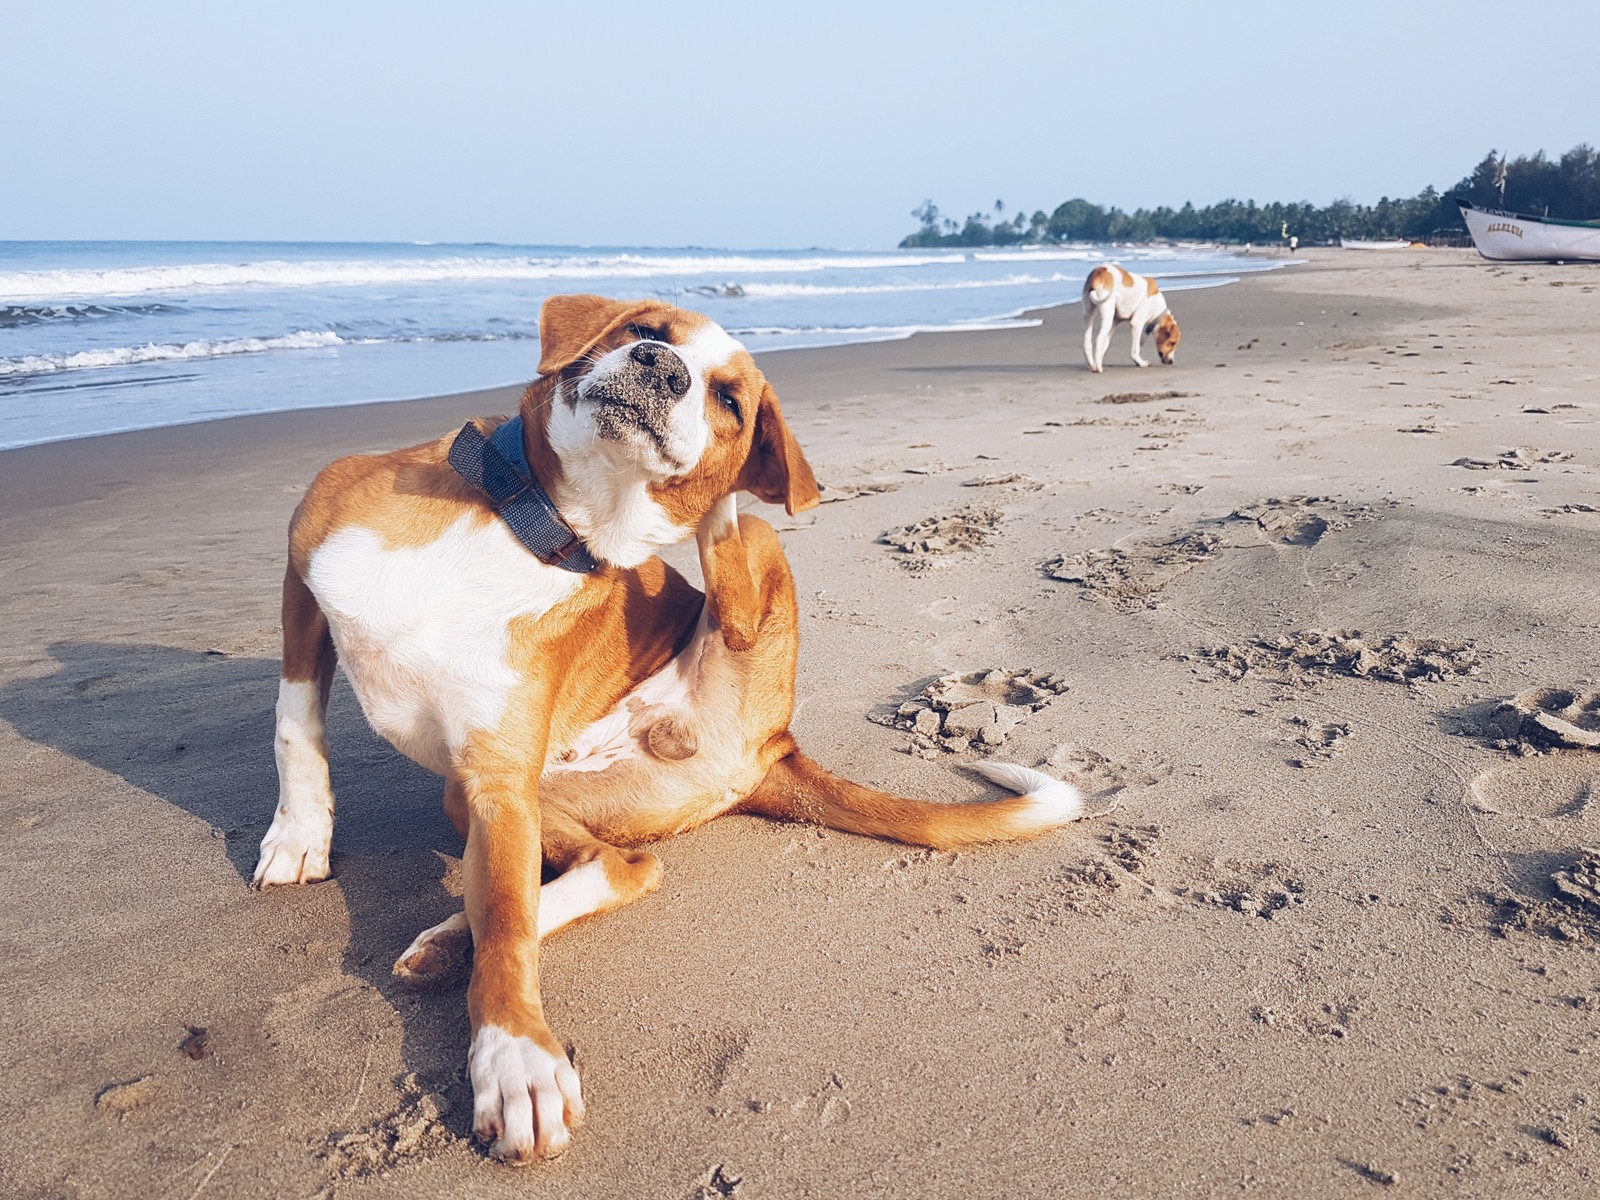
[255,294,1083,1166]
[257,295,818,1164]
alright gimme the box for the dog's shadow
[0,641,473,1116]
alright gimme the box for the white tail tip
[970,760,1084,825]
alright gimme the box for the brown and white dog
[255,295,1083,1164]
[1082,265,1181,372]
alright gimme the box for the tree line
[901,144,1600,247]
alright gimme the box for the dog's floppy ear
[537,294,651,376]
[741,382,819,515]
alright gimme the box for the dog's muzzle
[582,341,691,451]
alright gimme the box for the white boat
[1339,238,1411,250]
[1457,197,1600,262]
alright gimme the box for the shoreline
[0,255,1292,455]
[7,246,1600,1199]
[0,260,1330,512]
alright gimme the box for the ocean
[0,240,1286,450]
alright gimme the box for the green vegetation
[901,145,1600,247]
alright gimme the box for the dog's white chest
[307,515,582,774]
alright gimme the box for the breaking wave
[0,327,547,377]
[0,251,970,302]
[0,301,179,327]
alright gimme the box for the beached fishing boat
[1456,197,1600,262]
[1339,238,1410,250]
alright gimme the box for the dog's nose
[629,341,691,397]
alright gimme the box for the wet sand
[3,248,1599,1198]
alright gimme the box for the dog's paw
[469,1024,584,1162]
[393,911,472,989]
[252,807,332,887]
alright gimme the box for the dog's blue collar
[447,417,599,574]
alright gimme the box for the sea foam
[0,251,969,302]
[0,330,347,376]
[735,273,1079,299]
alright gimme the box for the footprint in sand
[1046,498,1351,603]
[1460,747,1596,822]
[873,667,1067,755]
[1005,822,1163,917]
[1229,497,1335,546]
[694,1165,745,1199]
[1446,688,1600,942]
[1042,741,1171,802]
[322,1076,455,1180]
[1191,629,1480,685]
[1447,685,1600,755]
[1094,389,1195,405]
[962,472,1042,491]
[1044,531,1220,612]
[1098,821,1163,875]
[819,480,901,505]
[1541,503,1599,516]
[95,1075,158,1119]
[1482,859,1600,943]
[1181,859,1309,921]
[1452,447,1574,470]
[1501,686,1600,750]
[1228,496,1387,547]
[1285,714,1351,768]
[1551,850,1600,911]
[880,505,1001,572]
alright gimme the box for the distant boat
[1456,197,1600,262]
[1339,237,1410,250]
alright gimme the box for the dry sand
[2,248,1598,1198]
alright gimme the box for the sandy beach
[4,248,1599,1199]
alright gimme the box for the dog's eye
[716,389,742,424]
[628,323,669,344]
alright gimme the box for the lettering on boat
[1485,222,1524,238]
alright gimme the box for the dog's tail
[742,750,1083,850]
[1083,264,1116,306]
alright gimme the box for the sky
[4,0,1597,249]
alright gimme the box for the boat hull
[1458,200,1600,262]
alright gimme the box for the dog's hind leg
[743,750,1083,850]
[534,810,665,940]
[1084,305,1112,372]
[1090,306,1116,373]
[393,808,665,989]
[389,777,474,986]
[392,910,474,989]
[255,562,339,887]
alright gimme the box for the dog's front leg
[1129,315,1150,368]
[256,563,338,886]
[458,721,584,1162]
